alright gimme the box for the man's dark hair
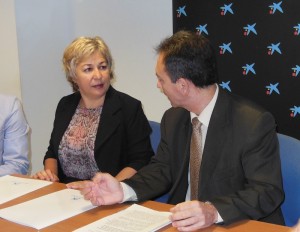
[155,30,218,87]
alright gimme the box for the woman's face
[74,52,111,103]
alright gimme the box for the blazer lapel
[55,93,81,151]
[94,87,121,151]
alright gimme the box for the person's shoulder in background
[0,93,30,176]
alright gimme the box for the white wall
[0,0,22,99]
[14,0,172,174]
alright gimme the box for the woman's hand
[32,169,59,182]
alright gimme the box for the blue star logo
[294,24,300,36]
[266,83,280,95]
[219,42,232,54]
[243,23,257,36]
[219,81,231,92]
[242,63,256,75]
[269,1,283,14]
[196,24,208,35]
[290,106,300,118]
[176,5,187,17]
[267,42,282,55]
[292,65,300,77]
[220,3,234,15]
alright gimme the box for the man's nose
[157,80,161,89]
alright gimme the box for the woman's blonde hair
[62,36,114,92]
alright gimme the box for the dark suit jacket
[124,88,285,225]
[44,86,154,183]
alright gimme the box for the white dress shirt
[186,84,219,200]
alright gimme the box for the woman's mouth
[93,84,104,88]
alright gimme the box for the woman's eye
[99,65,107,70]
[83,67,92,72]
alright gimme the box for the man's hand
[169,200,218,231]
[292,220,300,232]
[67,172,124,206]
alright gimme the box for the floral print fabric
[58,105,102,179]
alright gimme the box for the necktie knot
[192,117,201,130]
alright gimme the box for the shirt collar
[190,84,219,128]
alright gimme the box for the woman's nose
[94,69,102,78]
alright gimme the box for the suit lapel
[168,111,191,202]
[199,89,230,198]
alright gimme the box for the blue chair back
[278,133,300,226]
[149,120,161,153]
[149,120,169,203]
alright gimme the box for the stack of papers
[0,176,171,231]
[0,189,96,230]
[0,175,52,204]
[74,204,171,232]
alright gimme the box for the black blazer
[44,86,154,183]
[125,88,284,225]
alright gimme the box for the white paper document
[74,203,172,232]
[0,188,96,230]
[0,175,52,204]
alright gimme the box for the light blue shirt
[0,94,30,176]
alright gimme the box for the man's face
[155,53,181,107]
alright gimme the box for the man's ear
[176,78,189,94]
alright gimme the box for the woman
[32,36,153,183]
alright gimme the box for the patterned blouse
[58,104,103,180]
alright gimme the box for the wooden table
[0,180,292,232]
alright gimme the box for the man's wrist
[205,201,223,224]
[120,182,138,202]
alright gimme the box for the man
[0,94,30,176]
[67,31,284,231]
